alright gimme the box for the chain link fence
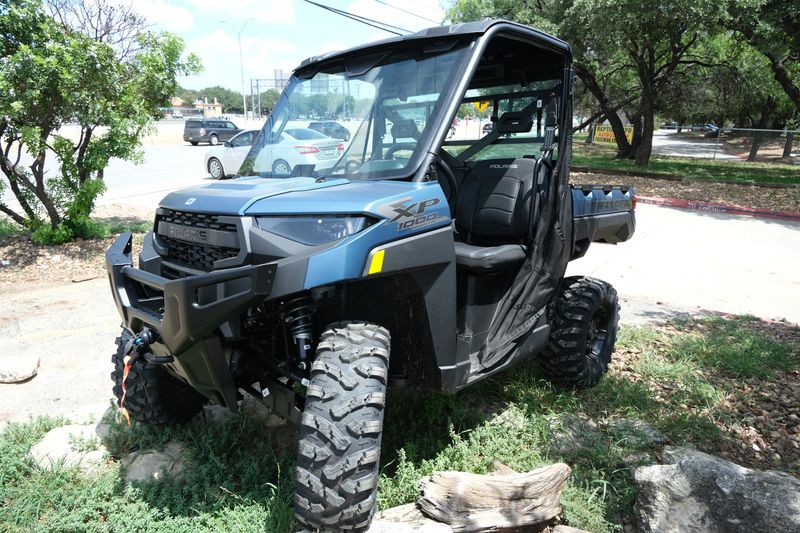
[712,128,799,164]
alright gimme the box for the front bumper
[106,232,277,407]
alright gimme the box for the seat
[453,157,536,273]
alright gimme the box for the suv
[308,120,350,141]
[184,118,242,146]
[106,19,635,532]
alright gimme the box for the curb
[572,165,800,190]
[637,196,800,222]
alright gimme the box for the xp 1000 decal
[378,196,443,231]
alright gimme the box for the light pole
[221,18,254,118]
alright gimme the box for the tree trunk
[783,131,795,159]
[586,122,595,144]
[620,111,642,159]
[418,463,571,532]
[747,100,772,162]
[766,53,800,115]
[635,84,656,166]
[575,65,632,157]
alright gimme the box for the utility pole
[221,18,254,118]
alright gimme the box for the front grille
[158,209,238,232]
[156,209,240,271]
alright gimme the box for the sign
[594,125,633,144]
[473,101,490,112]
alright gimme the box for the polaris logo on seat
[489,163,518,169]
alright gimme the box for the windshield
[240,41,468,179]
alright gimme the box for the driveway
[567,203,800,323]
[652,129,739,160]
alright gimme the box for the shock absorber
[283,294,315,368]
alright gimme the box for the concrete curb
[637,195,800,222]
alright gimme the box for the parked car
[482,121,494,133]
[171,111,184,119]
[308,120,350,141]
[252,128,344,175]
[691,123,718,132]
[184,118,242,146]
[204,129,260,179]
[661,122,677,130]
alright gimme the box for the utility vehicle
[106,19,635,532]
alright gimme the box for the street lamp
[221,18,254,118]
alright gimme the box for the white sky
[132,0,448,92]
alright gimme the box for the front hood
[159,177,350,215]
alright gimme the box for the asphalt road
[651,129,738,159]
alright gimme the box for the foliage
[0,0,200,244]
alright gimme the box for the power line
[301,0,411,36]
[374,0,442,25]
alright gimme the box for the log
[552,526,593,533]
[418,463,571,532]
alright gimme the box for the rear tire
[295,322,390,532]
[273,159,291,175]
[111,329,206,425]
[209,134,219,146]
[539,276,619,388]
[190,141,199,146]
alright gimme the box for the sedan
[253,128,344,176]
[204,129,259,179]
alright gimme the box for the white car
[204,129,259,179]
[252,128,344,176]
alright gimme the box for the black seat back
[455,158,536,246]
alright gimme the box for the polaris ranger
[106,19,636,531]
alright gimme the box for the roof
[296,19,571,72]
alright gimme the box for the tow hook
[118,328,173,425]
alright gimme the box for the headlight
[255,215,375,245]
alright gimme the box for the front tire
[208,157,225,179]
[111,329,206,425]
[539,277,619,388]
[295,322,390,532]
[190,141,199,146]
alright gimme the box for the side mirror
[223,141,231,147]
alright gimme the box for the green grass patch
[0,218,27,241]
[1,315,796,532]
[573,143,800,185]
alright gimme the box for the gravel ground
[572,172,800,213]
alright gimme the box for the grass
[572,142,800,186]
[0,218,26,241]
[1,316,798,532]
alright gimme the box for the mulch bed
[573,172,800,213]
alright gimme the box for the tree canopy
[0,0,200,242]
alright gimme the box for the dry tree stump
[418,463,571,532]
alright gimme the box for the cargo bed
[571,184,636,259]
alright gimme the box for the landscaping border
[637,195,800,221]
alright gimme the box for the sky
[133,0,449,92]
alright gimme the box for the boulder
[123,441,188,483]
[0,354,40,383]
[29,423,110,475]
[634,446,800,533]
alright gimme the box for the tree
[731,0,800,115]
[0,0,200,243]
[197,85,244,114]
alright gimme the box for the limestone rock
[634,446,800,533]
[28,423,110,475]
[607,419,664,447]
[123,441,188,483]
[0,354,40,383]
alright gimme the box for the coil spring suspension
[284,294,314,366]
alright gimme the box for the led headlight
[255,215,375,246]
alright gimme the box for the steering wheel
[384,142,417,159]
[436,157,457,205]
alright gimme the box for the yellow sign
[594,125,633,144]
[473,101,490,112]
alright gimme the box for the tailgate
[571,184,636,259]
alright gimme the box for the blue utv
[106,19,636,532]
